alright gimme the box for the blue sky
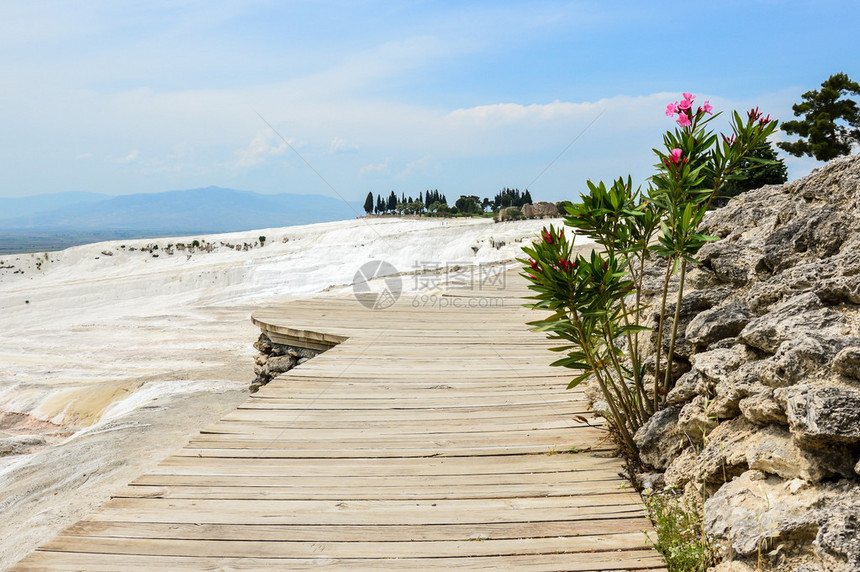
[1,0,858,203]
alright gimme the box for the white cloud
[398,155,432,178]
[360,159,390,176]
[235,132,289,168]
[119,149,139,163]
[329,137,359,154]
[446,100,598,125]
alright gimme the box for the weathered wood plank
[8,269,663,571]
[14,550,668,571]
[40,532,651,558]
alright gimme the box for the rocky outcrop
[251,333,323,392]
[522,202,559,219]
[630,154,860,570]
[0,435,46,457]
[495,202,558,222]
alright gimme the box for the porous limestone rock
[814,509,860,571]
[745,425,832,483]
[666,369,713,406]
[664,446,699,489]
[738,387,787,426]
[677,395,717,443]
[704,471,826,557]
[708,560,757,572]
[633,406,686,470]
[738,293,844,354]
[833,346,860,379]
[777,385,860,445]
[686,302,753,347]
[698,417,757,484]
[250,333,324,392]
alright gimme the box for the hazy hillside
[0,192,111,219]
[0,187,361,253]
[0,186,360,232]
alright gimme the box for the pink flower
[558,257,572,272]
[669,148,683,164]
[678,98,692,111]
[677,113,691,127]
[747,106,761,121]
[683,92,695,102]
[541,229,554,245]
[665,102,677,117]
[702,101,713,114]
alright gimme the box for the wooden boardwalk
[10,270,665,571]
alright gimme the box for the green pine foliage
[777,73,860,161]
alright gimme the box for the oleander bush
[520,93,779,460]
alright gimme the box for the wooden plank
[13,550,667,571]
[8,269,664,570]
[63,519,656,542]
[84,495,648,526]
[148,452,623,476]
[115,481,633,501]
[129,469,628,489]
[39,532,651,558]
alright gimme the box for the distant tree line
[493,188,532,208]
[362,188,535,217]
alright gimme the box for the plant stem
[653,258,673,412]
[602,326,642,429]
[588,354,639,459]
[617,296,648,422]
[661,258,688,401]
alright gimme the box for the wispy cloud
[359,159,390,176]
[446,100,598,125]
[398,155,432,178]
[235,132,289,168]
[118,149,140,163]
[329,137,359,154]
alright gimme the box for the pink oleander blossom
[682,92,694,102]
[702,101,713,114]
[558,257,572,272]
[541,229,554,245]
[669,148,683,164]
[666,102,677,117]
[678,98,692,111]
[677,113,691,127]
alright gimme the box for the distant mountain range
[0,187,362,253]
[0,187,361,232]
